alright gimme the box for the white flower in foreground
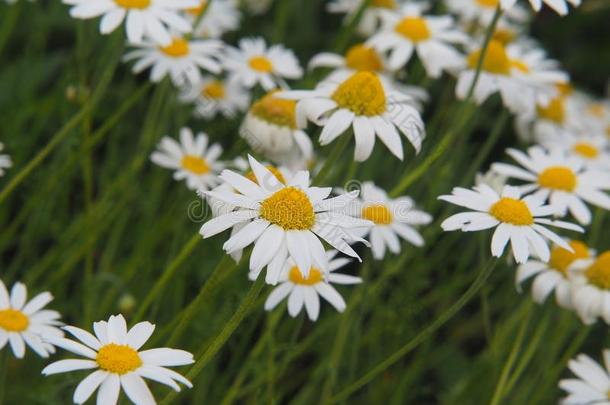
[439,185,583,263]
[344,182,432,260]
[0,143,12,177]
[224,37,303,91]
[179,76,250,119]
[367,5,468,77]
[42,314,193,405]
[516,240,592,309]
[199,155,372,282]
[281,71,425,161]
[123,36,222,85]
[559,350,610,404]
[184,0,240,38]
[541,133,610,171]
[570,251,610,325]
[0,280,62,358]
[492,146,610,225]
[62,0,197,46]
[257,250,361,321]
[501,0,580,16]
[151,127,223,191]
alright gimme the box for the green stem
[333,0,372,53]
[313,132,352,184]
[0,350,7,405]
[0,3,21,58]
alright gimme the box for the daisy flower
[280,70,425,161]
[559,350,610,404]
[439,184,583,264]
[367,4,468,77]
[256,250,361,321]
[326,0,405,37]
[223,37,303,91]
[184,0,240,39]
[150,127,223,191]
[42,314,194,405]
[308,43,387,79]
[343,182,432,260]
[501,0,581,16]
[123,36,223,86]
[179,76,250,119]
[240,91,313,166]
[62,0,197,46]
[0,280,63,358]
[570,251,610,325]
[0,143,12,177]
[491,146,610,225]
[199,155,372,281]
[516,240,592,308]
[445,0,528,27]
[476,169,507,194]
[540,133,610,170]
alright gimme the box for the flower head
[559,350,610,404]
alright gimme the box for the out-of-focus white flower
[0,143,12,177]
[179,76,250,119]
[183,0,240,38]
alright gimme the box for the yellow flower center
[245,165,287,185]
[0,309,29,332]
[549,240,590,276]
[588,103,605,118]
[345,44,383,72]
[493,28,516,45]
[537,166,577,192]
[476,0,499,8]
[467,40,511,75]
[361,204,393,225]
[260,187,315,230]
[395,17,431,42]
[96,344,142,375]
[160,38,190,58]
[249,56,274,73]
[114,0,150,9]
[186,0,207,15]
[556,82,572,97]
[606,126,610,138]
[331,71,386,116]
[511,59,529,73]
[202,81,225,100]
[573,142,599,159]
[372,0,396,8]
[585,252,610,290]
[250,92,297,128]
[181,155,210,175]
[536,97,565,124]
[289,266,324,285]
[489,197,534,225]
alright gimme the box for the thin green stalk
[0,2,20,58]
[313,132,352,184]
[160,274,266,405]
[333,0,372,53]
[0,350,7,405]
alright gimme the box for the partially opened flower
[62,0,197,46]
[257,250,361,321]
[559,350,610,404]
[0,280,63,358]
[439,184,583,263]
[0,143,12,177]
[570,251,610,325]
[151,127,223,191]
[501,0,580,16]
[491,146,610,225]
[42,314,194,405]
[184,0,240,39]
[281,71,425,161]
[179,76,250,119]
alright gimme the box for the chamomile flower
[240,91,313,165]
[516,240,592,308]
[62,0,197,46]
[184,0,240,38]
[199,155,372,281]
[0,280,63,358]
[123,36,223,86]
[570,251,610,325]
[559,350,610,404]
[280,70,425,161]
[501,0,581,16]
[223,37,303,91]
[179,76,250,119]
[0,143,12,177]
[540,133,610,170]
[257,250,361,321]
[476,169,507,194]
[367,4,468,77]
[445,0,528,27]
[42,314,194,405]
[150,127,223,191]
[326,0,405,37]
[343,182,432,260]
[491,146,610,225]
[439,184,583,263]
[308,43,387,79]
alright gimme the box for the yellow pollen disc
[573,143,599,159]
[187,0,207,16]
[585,252,610,290]
[489,197,534,226]
[556,82,572,97]
[549,240,590,276]
[250,92,297,128]
[0,309,29,332]
[361,204,393,225]
[259,187,315,230]
[96,344,142,375]
[202,81,225,100]
[476,0,499,7]
[115,0,150,9]
[372,0,396,8]
[493,29,516,45]
[395,17,431,42]
[511,59,529,73]
[537,166,577,192]
[245,165,287,185]
[345,44,383,72]
[160,38,190,58]
[536,97,565,124]
[289,266,324,285]
[588,103,605,118]
[331,71,386,116]
[249,56,273,73]
[467,40,511,75]
[181,155,210,175]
